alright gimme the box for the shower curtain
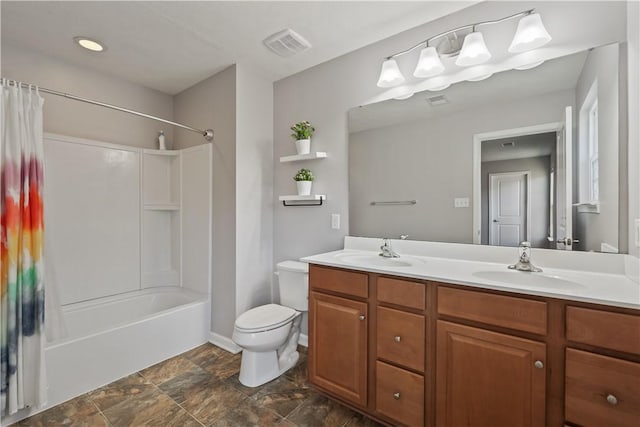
[1,80,47,417]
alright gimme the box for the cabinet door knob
[393,392,401,400]
[606,394,618,405]
[534,360,544,369]
[359,315,365,321]
[394,336,401,343]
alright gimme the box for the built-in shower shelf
[144,204,180,211]
[143,148,180,156]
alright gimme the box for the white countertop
[301,238,640,310]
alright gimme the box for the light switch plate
[454,197,470,208]
[331,214,341,230]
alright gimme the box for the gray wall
[348,90,573,244]
[273,1,629,268]
[235,64,274,317]
[575,44,620,252]
[481,156,551,248]
[1,43,174,147]
[173,66,238,337]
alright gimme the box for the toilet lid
[235,304,298,332]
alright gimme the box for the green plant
[290,121,315,140]
[293,168,314,181]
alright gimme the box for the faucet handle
[518,241,531,261]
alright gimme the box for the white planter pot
[296,180,312,196]
[295,138,311,155]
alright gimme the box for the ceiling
[1,1,475,95]
[481,132,556,162]
[349,50,589,133]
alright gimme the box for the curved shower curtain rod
[2,79,214,141]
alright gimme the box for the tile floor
[14,344,383,427]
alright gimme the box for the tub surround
[302,236,640,309]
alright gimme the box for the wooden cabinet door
[436,321,546,427]
[309,291,368,407]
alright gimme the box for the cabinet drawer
[309,265,368,298]
[377,306,425,372]
[565,348,640,427]
[376,361,424,427]
[377,276,425,311]
[566,306,640,355]
[437,286,547,335]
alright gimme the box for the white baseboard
[209,332,242,354]
[298,333,308,347]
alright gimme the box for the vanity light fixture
[73,36,106,52]
[376,9,551,88]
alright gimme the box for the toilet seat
[235,304,298,333]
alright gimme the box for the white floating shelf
[143,148,180,156]
[144,204,180,211]
[279,195,326,206]
[279,152,327,163]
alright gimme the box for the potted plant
[293,168,314,196]
[290,120,315,155]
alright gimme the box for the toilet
[232,260,308,387]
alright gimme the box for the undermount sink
[472,270,584,289]
[335,253,419,268]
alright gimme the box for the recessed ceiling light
[74,36,106,52]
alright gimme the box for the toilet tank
[276,261,309,311]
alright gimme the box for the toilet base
[238,349,299,387]
[238,315,302,387]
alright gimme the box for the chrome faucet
[508,241,542,272]
[379,238,400,258]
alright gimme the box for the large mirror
[348,43,626,253]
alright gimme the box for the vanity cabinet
[308,264,640,427]
[308,267,369,407]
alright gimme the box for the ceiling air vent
[426,95,449,106]
[501,141,516,148]
[263,29,312,57]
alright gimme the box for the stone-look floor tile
[159,368,212,404]
[209,399,283,427]
[286,393,361,427]
[178,376,248,425]
[251,376,311,418]
[102,388,198,427]
[277,419,299,427]
[224,372,262,397]
[139,354,203,386]
[182,343,230,369]
[201,352,241,380]
[88,372,155,412]
[17,396,108,427]
[283,353,309,387]
[344,414,386,427]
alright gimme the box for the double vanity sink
[305,239,639,309]
[302,237,640,427]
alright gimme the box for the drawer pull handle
[606,394,618,405]
[534,360,544,369]
[359,315,366,321]
[394,336,402,343]
[393,392,401,400]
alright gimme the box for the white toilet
[232,260,308,387]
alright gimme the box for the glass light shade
[377,58,405,87]
[509,13,552,53]
[413,47,445,78]
[455,32,491,67]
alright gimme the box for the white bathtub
[4,287,210,425]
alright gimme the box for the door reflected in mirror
[348,43,624,253]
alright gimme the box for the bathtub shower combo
[16,133,213,422]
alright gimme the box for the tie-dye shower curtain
[1,80,47,417]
